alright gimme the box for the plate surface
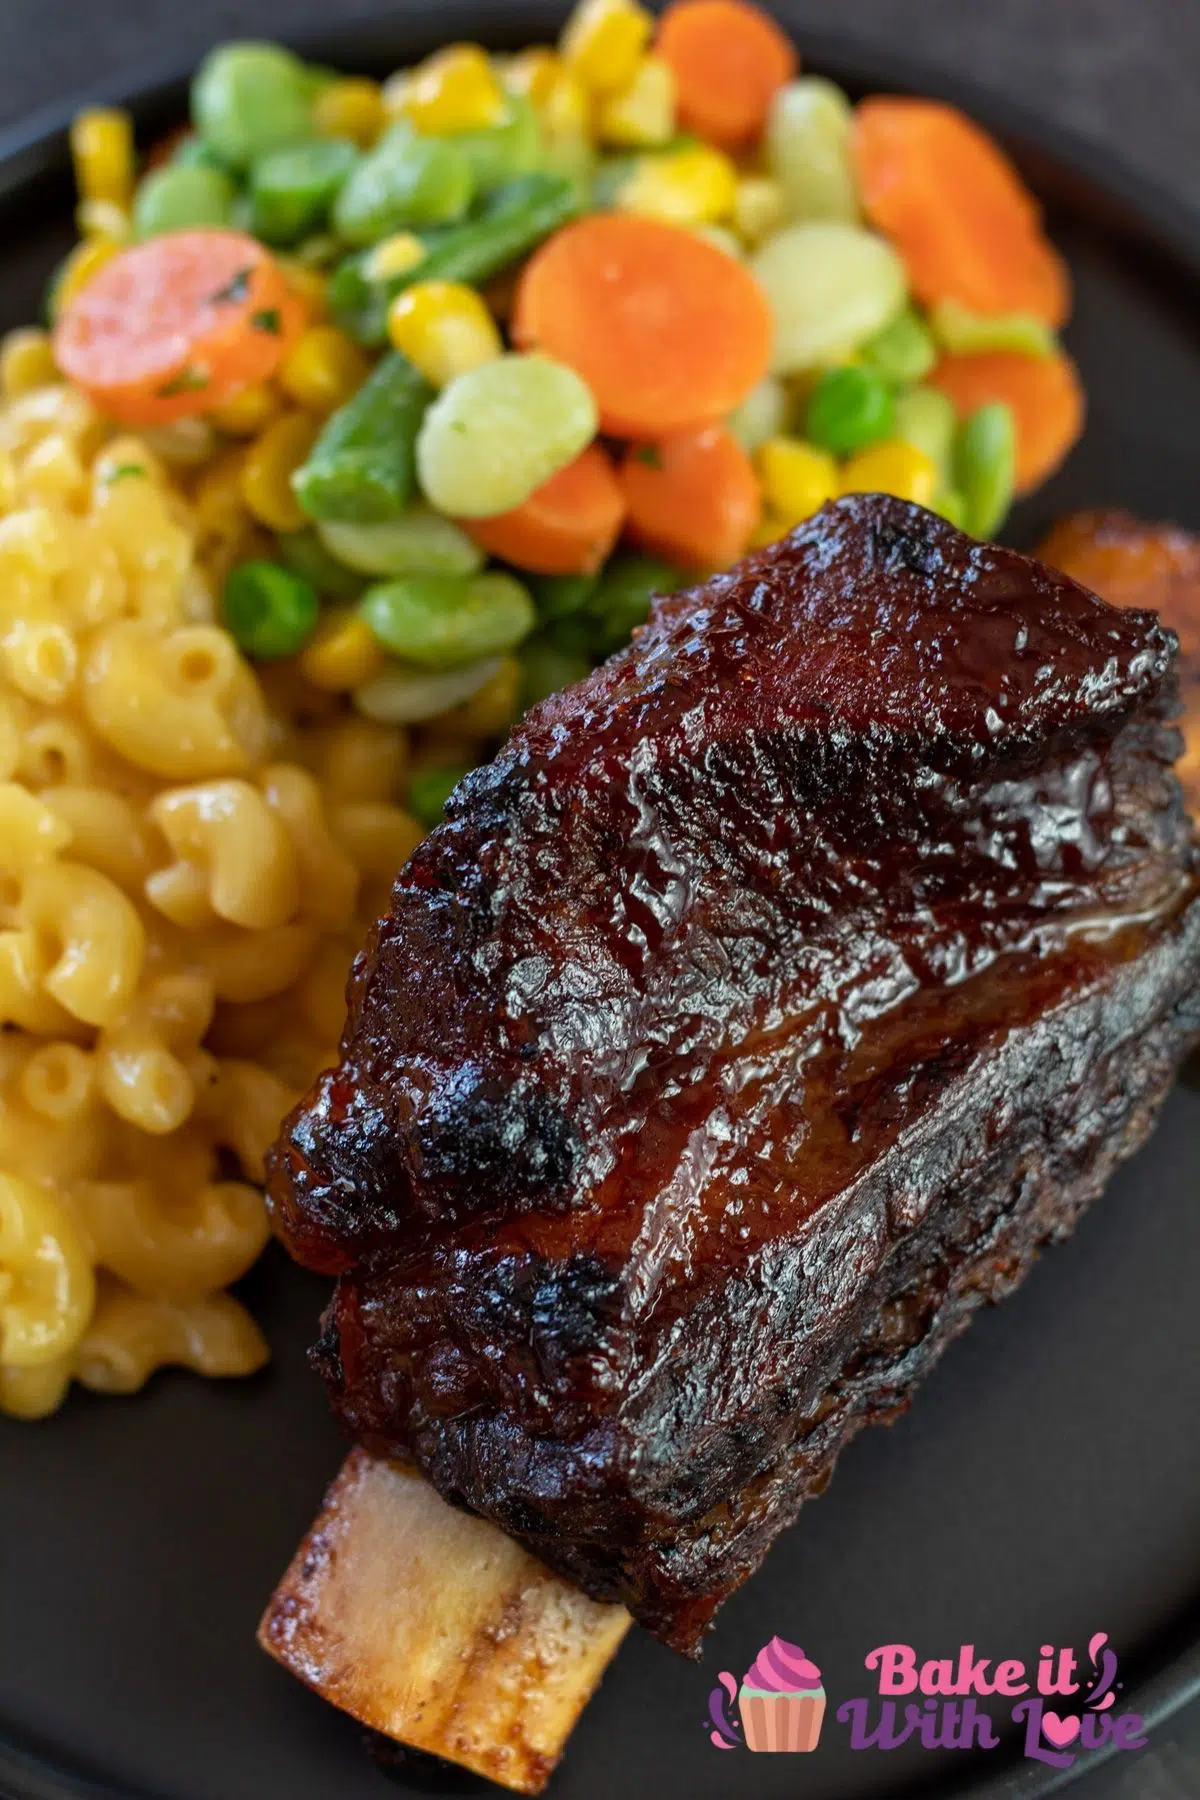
[2,10,1200,1799]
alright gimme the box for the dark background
[0,3,1196,1798]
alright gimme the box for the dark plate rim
[0,9,1198,1799]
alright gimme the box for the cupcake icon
[738,1637,826,1752]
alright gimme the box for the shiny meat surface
[270,495,1200,1653]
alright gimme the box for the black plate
[2,9,1200,1799]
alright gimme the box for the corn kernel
[314,76,386,147]
[398,45,509,135]
[206,382,282,437]
[756,438,840,524]
[596,55,676,147]
[618,144,739,226]
[240,412,320,533]
[541,69,591,141]
[300,610,389,692]
[502,49,561,109]
[386,282,503,388]
[748,509,794,550]
[50,239,119,318]
[69,107,134,208]
[191,447,249,540]
[561,0,653,95]
[276,259,329,322]
[839,440,940,507]
[278,326,370,413]
[76,198,132,244]
[363,233,428,283]
[733,176,787,248]
[0,330,58,399]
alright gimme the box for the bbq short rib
[270,495,1200,1655]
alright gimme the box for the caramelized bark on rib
[270,495,1200,1653]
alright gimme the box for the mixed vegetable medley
[45,0,1084,807]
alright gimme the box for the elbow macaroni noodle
[0,370,430,1418]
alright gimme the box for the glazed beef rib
[270,495,1200,1655]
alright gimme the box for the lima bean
[354,655,505,723]
[191,42,314,169]
[360,570,536,669]
[317,507,484,577]
[766,79,859,223]
[416,354,597,519]
[752,223,907,373]
[333,122,474,245]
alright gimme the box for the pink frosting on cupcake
[742,1637,823,1694]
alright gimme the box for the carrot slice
[513,215,772,440]
[54,230,305,427]
[657,0,797,148]
[853,98,1071,327]
[466,444,626,577]
[930,348,1085,494]
[619,426,761,570]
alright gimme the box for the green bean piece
[408,761,474,828]
[249,138,360,245]
[519,638,593,710]
[133,165,236,237]
[586,556,682,653]
[275,528,363,600]
[529,571,599,622]
[931,488,971,532]
[329,172,584,346]
[333,121,474,246]
[930,299,1057,360]
[954,403,1016,540]
[360,571,536,670]
[292,351,434,524]
[450,93,541,193]
[805,366,896,456]
[221,560,319,660]
[860,306,937,386]
[191,42,314,170]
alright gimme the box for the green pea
[191,42,315,170]
[805,365,896,456]
[586,556,682,654]
[408,761,474,828]
[276,529,363,600]
[450,93,541,193]
[249,138,360,245]
[519,638,593,710]
[333,122,474,246]
[133,165,236,238]
[954,403,1016,540]
[360,571,536,670]
[930,299,1057,360]
[893,386,957,478]
[222,560,319,660]
[860,306,937,386]
[529,571,599,622]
